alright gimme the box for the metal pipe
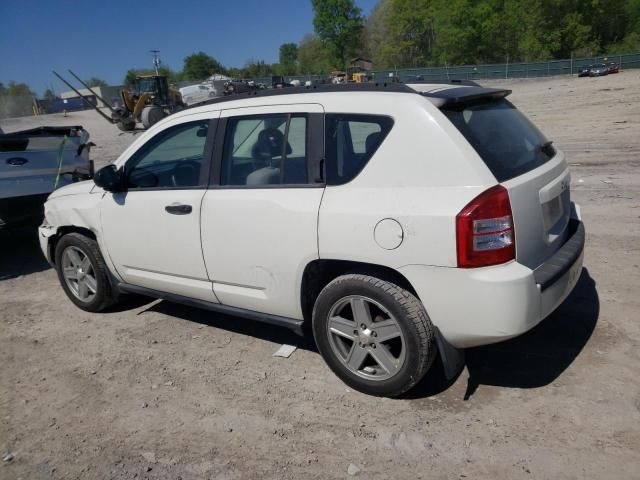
[52,71,114,124]
[67,70,117,114]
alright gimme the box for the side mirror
[94,164,123,192]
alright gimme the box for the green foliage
[367,0,640,69]
[311,0,364,69]
[182,52,225,80]
[42,88,57,101]
[298,34,335,74]
[85,77,108,88]
[0,81,36,118]
[4,81,34,97]
[279,43,299,75]
[241,59,275,78]
[123,66,180,88]
[364,0,392,66]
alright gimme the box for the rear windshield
[443,99,555,182]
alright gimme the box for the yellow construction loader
[53,70,185,131]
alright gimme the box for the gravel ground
[1,72,640,479]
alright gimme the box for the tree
[0,81,36,118]
[298,34,335,74]
[182,52,225,80]
[279,43,299,75]
[85,77,108,88]
[42,88,57,101]
[364,0,392,68]
[311,0,364,69]
[123,66,180,88]
[241,59,275,78]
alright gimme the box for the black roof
[189,82,416,109]
[186,80,511,111]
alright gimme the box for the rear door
[200,103,324,319]
[443,98,571,269]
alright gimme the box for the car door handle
[165,204,192,215]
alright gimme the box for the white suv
[39,82,585,397]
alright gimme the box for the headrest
[251,127,292,160]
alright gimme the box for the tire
[312,274,436,397]
[54,233,118,312]
[141,106,166,129]
[116,118,136,131]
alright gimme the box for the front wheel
[312,274,436,397]
[54,233,118,312]
[141,106,166,129]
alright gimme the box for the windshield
[443,99,555,182]
[137,78,157,93]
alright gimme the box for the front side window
[325,114,393,185]
[221,114,308,186]
[125,120,209,189]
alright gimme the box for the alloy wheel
[61,246,98,302]
[326,295,406,381]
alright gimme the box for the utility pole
[150,50,161,75]
[570,51,573,75]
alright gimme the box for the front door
[201,104,324,319]
[101,115,219,302]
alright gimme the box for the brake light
[456,185,515,268]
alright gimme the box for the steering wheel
[171,160,201,187]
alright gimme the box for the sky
[0,0,378,95]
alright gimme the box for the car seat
[246,128,292,185]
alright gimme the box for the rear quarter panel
[318,93,496,268]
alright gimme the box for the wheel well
[49,226,96,265]
[300,259,419,323]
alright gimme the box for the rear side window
[325,114,393,185]
[443,99,555,182]
[221,114,308,186]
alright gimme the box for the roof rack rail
[188,82,417,109]
[405,79,481,87]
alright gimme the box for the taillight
[456,185,515,268]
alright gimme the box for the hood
[48,180,96,200]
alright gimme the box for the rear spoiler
[420,87,512,108]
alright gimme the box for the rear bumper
[399,217,585,349]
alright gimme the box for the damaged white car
[39,82,585,397]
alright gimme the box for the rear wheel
[312,274,436,397]
[54,233,118,312]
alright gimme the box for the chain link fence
[256,51,640,86]
[369,51,640,83]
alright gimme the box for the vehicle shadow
[138,268,598,400]
[0,227,51,281]
[407,268,599,399]
[141,300,318,352]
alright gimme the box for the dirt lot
[1,72,639,480]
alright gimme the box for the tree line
[311,0,640,73]
[2,0,640,108]
[128,0,640,81]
